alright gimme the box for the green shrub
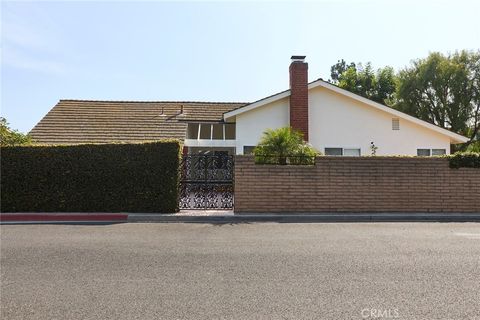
[1,141,180,213]
[449,152,480,168]
[287,143,318,165]
[466,140,480,153]
[253,127,318,165]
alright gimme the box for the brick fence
[234,156,480,213]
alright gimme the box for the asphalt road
[1,223,480,320]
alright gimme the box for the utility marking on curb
[0,214,128,222]
[1,221,127,225]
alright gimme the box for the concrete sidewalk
[2,211,480,224]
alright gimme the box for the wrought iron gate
[179,154,234,209]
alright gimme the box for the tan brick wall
[234,156,480,213]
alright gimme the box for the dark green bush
[1,141,180,213]
[449,152,480,168]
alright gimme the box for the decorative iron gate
[179,154,234,209]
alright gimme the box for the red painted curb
[0,214,128,222]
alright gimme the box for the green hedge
[449,152,480,168]
[1,141,180,213]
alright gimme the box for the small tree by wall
[253,127,318,165]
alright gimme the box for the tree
[466,140,480,152]
[376,66,397,105]
[330,59,356,83]
[395,50,480,145]
[330,60,397,105]
[0,117,32,146]
[253,127,318,165]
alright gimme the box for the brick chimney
[289,55,309,141]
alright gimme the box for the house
[30,56,468,156]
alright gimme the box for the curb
[128,213,480,223]
[1,213,128,224]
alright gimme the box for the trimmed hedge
[1,141,180,213]
[449,152,480,168]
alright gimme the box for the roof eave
[224,78,469,144]
[223,90,290,120]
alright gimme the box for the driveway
[1,223,479,320]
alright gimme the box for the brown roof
[30,100,247,144]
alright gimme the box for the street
[1,223,480,320]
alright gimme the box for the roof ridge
[59,99,248,104]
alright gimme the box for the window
[199,124,211,139]
[186,123,236,140]
[417,148,447,156]
[417,149,431,156]
[212,124,223,139]
[243,146,256,155]
[187,123,200,139]
[392,118,400,130]
[325,148,343,156]
[343,148,361,156]
[225,123,235,140]
[325,148,361,156]
[432,149,446,156]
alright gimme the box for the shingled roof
[29,100,247,144]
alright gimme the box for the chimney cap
[291,55,306,62]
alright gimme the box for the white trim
[223,90,290,120]
[223,79,469,143]
[184,139,236,147]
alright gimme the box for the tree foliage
[0,117,32,146]
[253,127,318,165]
[465,139,480,152]
[395,50,480,144]
[330,60,396,105]
[330,59,356,83]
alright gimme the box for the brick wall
[234,156,480,213]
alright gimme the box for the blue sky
[2,0,479,133]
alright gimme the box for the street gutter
[2,212,480,225]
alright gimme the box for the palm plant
[253,127,318,165]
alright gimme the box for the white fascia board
[223,90,290,120]
[184,139,236,147]
[222,78,469,144]
[311,80,469,144]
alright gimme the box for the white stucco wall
[308,86,451,156]
[233,86,452,155]
[234,97,289,154]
